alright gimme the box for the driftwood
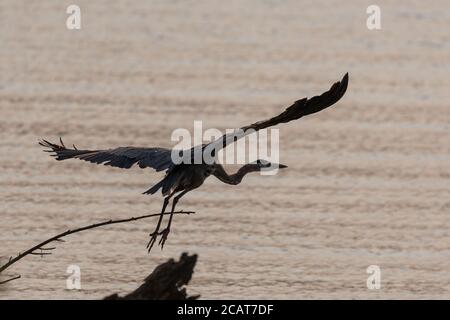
[104,252,199,300]
[0,211,194,284]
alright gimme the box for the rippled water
[1,0,450,299]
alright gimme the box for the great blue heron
[40,73,348,251]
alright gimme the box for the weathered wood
[104,252,199,300]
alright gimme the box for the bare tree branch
[0,275,21,285]
[0,210,194,278]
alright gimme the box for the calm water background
[1,0,449,299]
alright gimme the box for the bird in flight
[40,73,348,252]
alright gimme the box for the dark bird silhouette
[39,73,349,252]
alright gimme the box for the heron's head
[250,159,288,171]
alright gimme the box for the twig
[0,211,194,276]
[0,275,21,285]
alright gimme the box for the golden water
[1,0,449,299]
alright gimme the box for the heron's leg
[158,189,190,249]
[147,195,171,252]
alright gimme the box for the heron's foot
[146,230,159,253]
[158,227,171,249]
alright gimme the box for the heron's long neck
[212,164,257,185]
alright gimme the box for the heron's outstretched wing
[39,138,173,172]
[206,73,349,152]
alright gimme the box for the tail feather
[143,170,181,196]
[143,180,164,195]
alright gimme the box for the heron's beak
[278,164,288,169]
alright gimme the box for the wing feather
[39,139,173,172]
[206,73,349,152]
